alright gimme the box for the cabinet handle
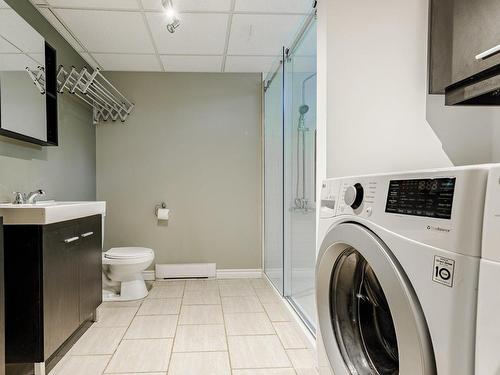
[476,44,500,60]
[63,236,80,243]
[81,232,94,238]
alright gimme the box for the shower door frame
[263,10,318,336]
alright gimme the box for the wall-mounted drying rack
[26,65,134,125]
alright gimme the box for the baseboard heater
[155,263,217,279]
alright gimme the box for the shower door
[283,20,317,331]
[264,55,284,294]
[263,17,317,333]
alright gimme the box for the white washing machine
[476,165,500,374]
[316,165,492,375]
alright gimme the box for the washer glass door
[316,223,436,375]
[331,248,398,374]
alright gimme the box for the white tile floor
[49,278,318,375]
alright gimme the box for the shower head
[299,104,309,115]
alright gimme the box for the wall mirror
[0,0,58,146]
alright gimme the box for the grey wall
[97,73,262,270]
[0,0,95,202]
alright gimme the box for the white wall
[315,0,328,243]
[427,95,500,166]
[321,0,452,178]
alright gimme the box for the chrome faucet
[27,189,45,204]
[12,189,46,204]
[12,192,25,204]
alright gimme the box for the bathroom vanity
[0,202,105,374]
[0,217,5,375]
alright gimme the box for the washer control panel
[385,178,456,219]
[338,180,377,218]
[320,165,491,257]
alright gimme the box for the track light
[162,0,180,33]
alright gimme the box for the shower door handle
[314,129,317,203]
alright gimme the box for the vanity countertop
[0,201,106,225]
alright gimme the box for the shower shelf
[26,65,134,125]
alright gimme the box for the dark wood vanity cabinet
[3,215,102,364]
[0,218,5,375]
[77,218,103,323]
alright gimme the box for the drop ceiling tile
[225,55,278,73]
[147,13,228,55]
[0,9,45,53]
[160,55,222,72]
[141,0,232,12]
[93,53,161,71]
[55,9,155,53]
[37,8,85,52]
[234,0,313,14]
[228,14,305,56]
[0,36,20,53]
[47,0,139,10]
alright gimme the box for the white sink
[0,201,106,225]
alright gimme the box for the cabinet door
[0,218,4,375]
[78,216,102,323]
[42,223,80,360]
[452,0,500,83]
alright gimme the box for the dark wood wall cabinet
[3,215,102,371]
[429,0,500,105]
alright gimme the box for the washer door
[316,223,436,375]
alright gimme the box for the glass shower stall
[264,16,317,332]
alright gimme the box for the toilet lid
[104,247,154,260]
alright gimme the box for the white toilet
[102,247,155,301]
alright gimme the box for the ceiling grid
[28,0,313,73]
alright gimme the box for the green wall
[0,0,95,202]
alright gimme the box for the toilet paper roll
[157,208,170,220]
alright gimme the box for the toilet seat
[104,247,154,260]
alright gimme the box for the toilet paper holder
[154,202,167,216]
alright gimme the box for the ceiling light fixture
[162,0,180,33]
